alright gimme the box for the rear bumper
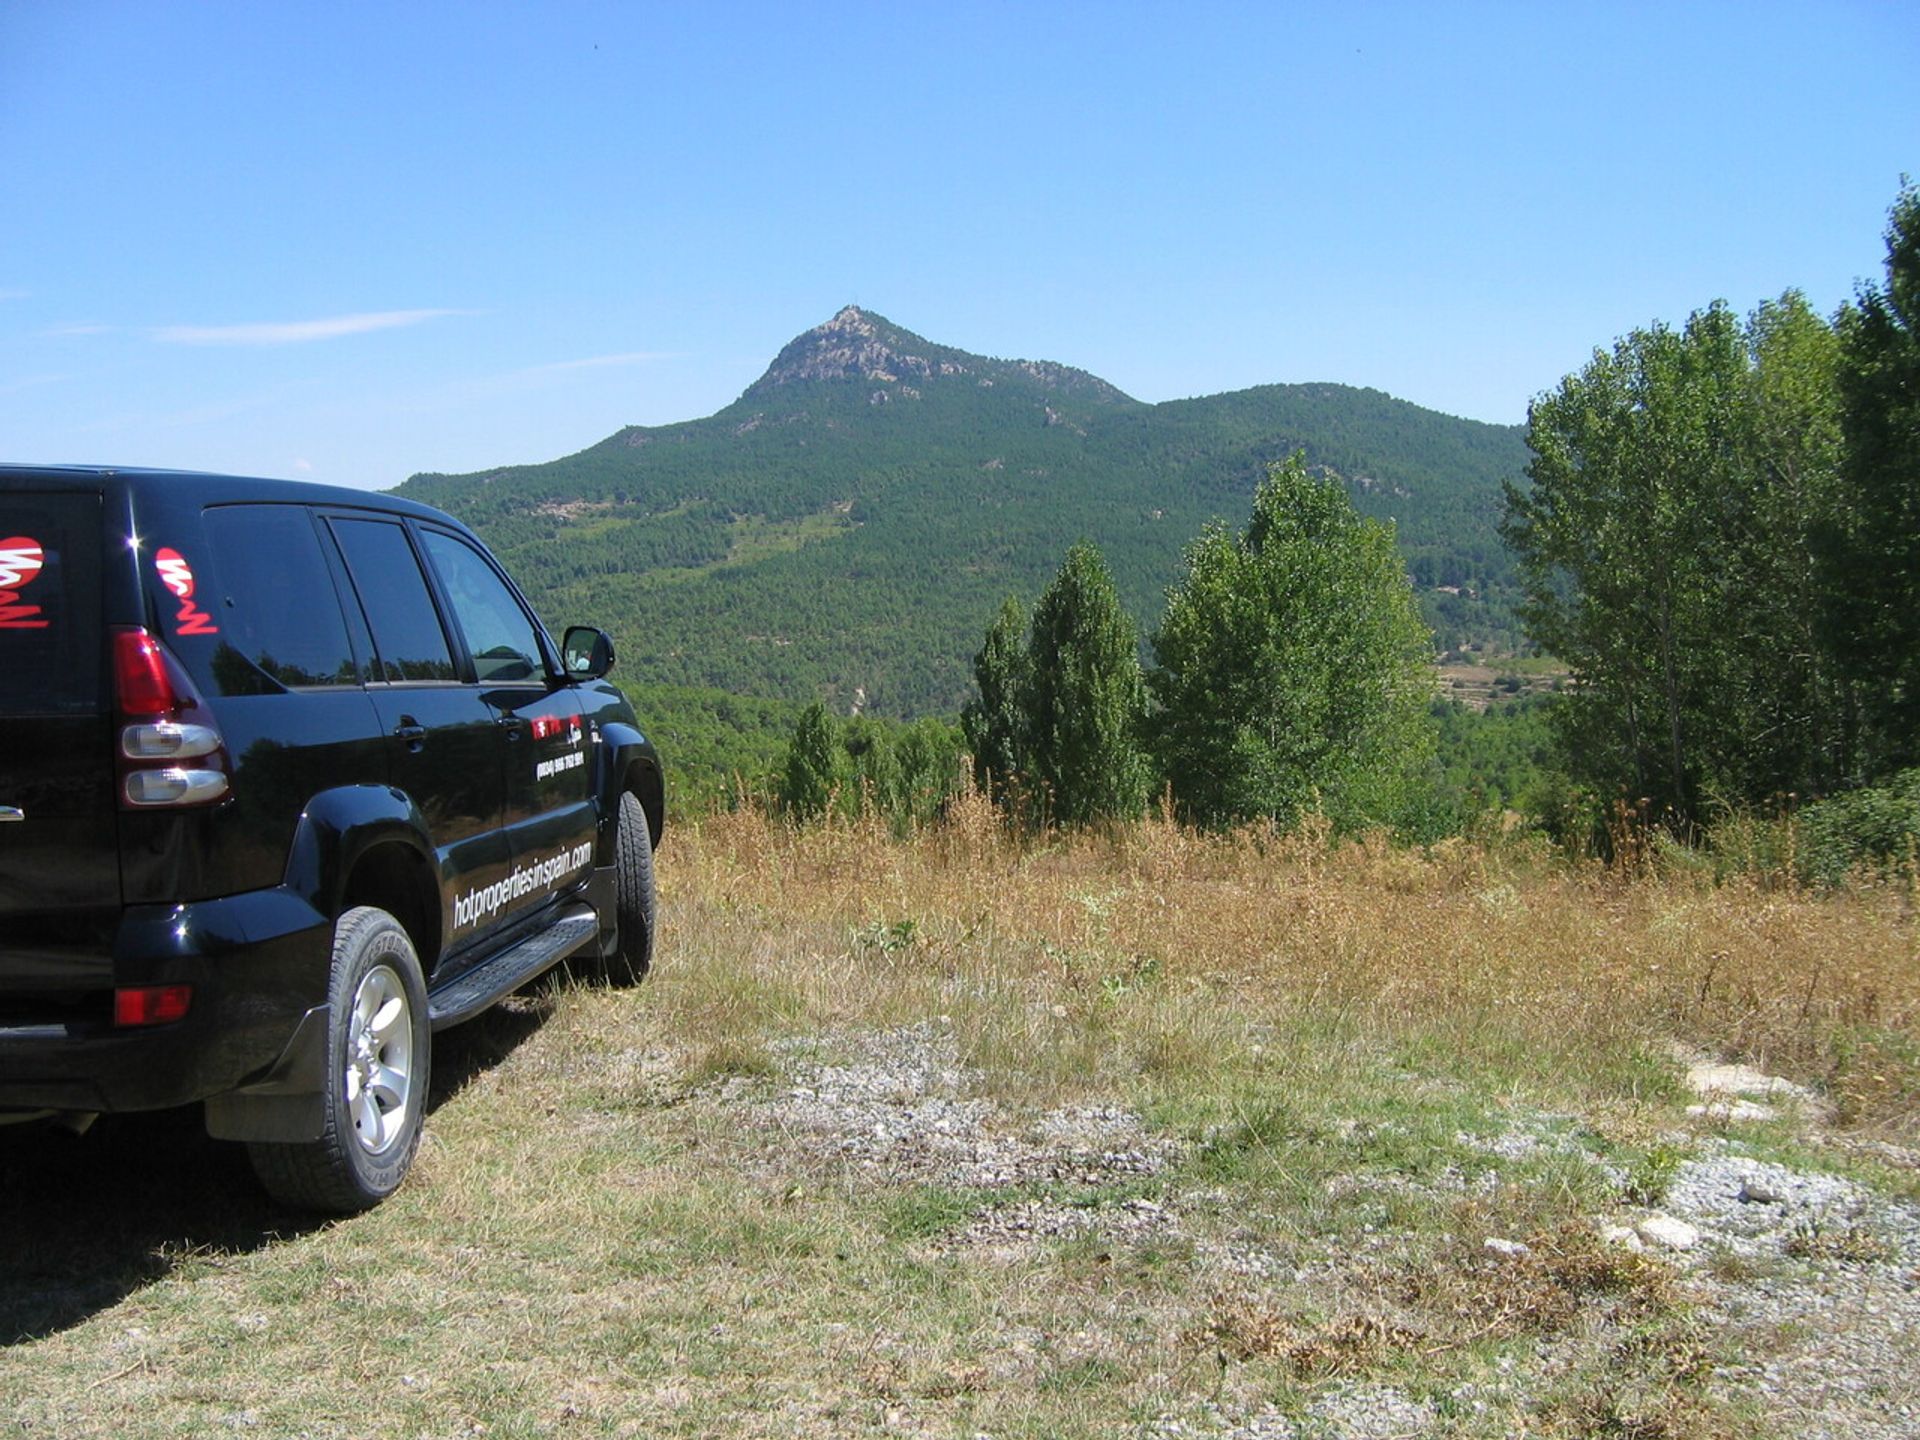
[0,887,331,1114]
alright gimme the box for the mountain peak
[750,306,972,392]
[745,306,1135,405]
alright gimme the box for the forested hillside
[398,308,1527,732]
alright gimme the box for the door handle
[394,718,427,752]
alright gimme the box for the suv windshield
[0,491,104,715]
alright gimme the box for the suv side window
[418,529,546,685]
[202,506,359,691]
[329,518,458,683]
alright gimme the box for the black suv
[0,465,663,1212]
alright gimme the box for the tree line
[1501,183,1919,836]
[769,185,1918,872]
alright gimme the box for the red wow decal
[0,535,49,629]
[154,547,219,635]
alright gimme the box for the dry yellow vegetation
[668,796,1919,1136]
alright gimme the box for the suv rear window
[0,492,103,715]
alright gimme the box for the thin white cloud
[153,309,465,346]
[520,351,677,375]
[0,373,68,395]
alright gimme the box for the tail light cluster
[111,626,230,808]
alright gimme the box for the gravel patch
[1647,1145,1920,1439]
[1306,1384,1439,1439]
[722,1021,1184,1254]
[1663,1150,1913,1258]
[1147,1404,1299,1439]
[948,1194,1180,1257]
[1146,1384,1440,1440]
[712,1029,1920,1437]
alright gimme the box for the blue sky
[3,2,1915,490]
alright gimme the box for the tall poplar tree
[1149,455,1435,831]
[1825,182,1920,777]
[1504,297,1848,822]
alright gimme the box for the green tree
[1824,182,1920,777]
[1022,542,1151,825]
[1504,299,1855,825]
[1727,291,1849,796]
[842,714,901,817]
[960,594,1030,803]
[1149,455,1436,831]
[777,701,844,821]
[890,716,966,827]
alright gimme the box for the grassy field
[4,801,1917,1437]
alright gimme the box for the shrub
[1797,768,1920,886]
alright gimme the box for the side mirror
[561,626,615,679]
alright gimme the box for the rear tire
[606,791,656,984]
[248,906,430,1213]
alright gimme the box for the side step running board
[427,903,599,1030]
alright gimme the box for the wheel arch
[283,785,443,966]
[337,844,442,975]
[600,721,664,852]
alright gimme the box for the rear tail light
[123,768,231,805]
[114,984,193,1027]
[112,626,230,809]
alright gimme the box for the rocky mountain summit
[746,304,1132,404]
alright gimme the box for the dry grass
[669,796,1920,1135]
[2,800,1914,1437]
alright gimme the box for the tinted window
[202,506,358,691]
[330,519,457,683]
[418,529,545,684]
[0,492,103,715]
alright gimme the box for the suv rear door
[0,489,118,1001]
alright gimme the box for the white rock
[1686,1098,1778,1123]
[1598,1223,1645,1250]
[1484,1236,1531,1257]
[1685,1061,1812,1101]
[1635,1213,1700,1250]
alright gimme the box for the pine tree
[1022,543,1150,826]
[960,594,1031,805]
[777,701,843,821]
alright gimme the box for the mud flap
[202,1004,331,1142]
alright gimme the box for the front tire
[607,791,657,984]
[248,906,430,1213]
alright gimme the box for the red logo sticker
[529,711,585,743]
[0,535,49,629]
[154,547,219,635]
[155,548,195,600]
